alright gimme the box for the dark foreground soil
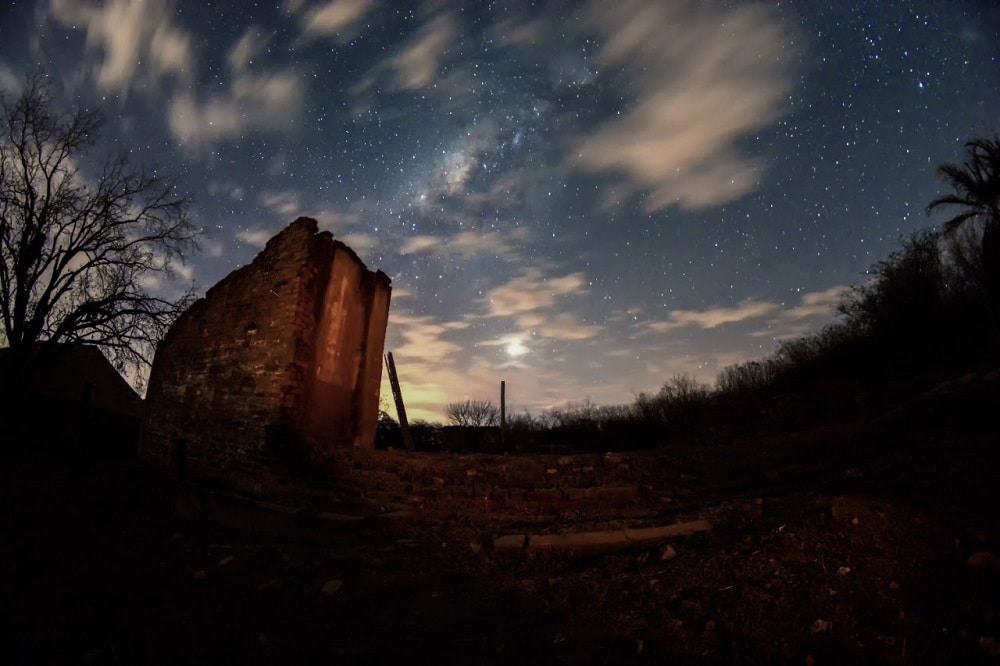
[3,377,1000,664]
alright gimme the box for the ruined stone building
[140,218,391,491]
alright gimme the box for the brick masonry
[140,217,391,493]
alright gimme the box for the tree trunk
[983,219,1000,308]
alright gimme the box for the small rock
[546,468,558,475]
[967,551,1000,574]
[661,545,677,561]
[218,556,235,567]
[258,578,283,590]
[810,619,832,634]
[980,637,1000,658]
[321,579,344,595]
[837,566,851,576]
[754,498,763,506]
[702,619,717,639]
[889,581,900,591]
[851,517,859,526]
[465,469,478,478]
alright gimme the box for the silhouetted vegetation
[378,135,1000,454]
[0,73,196,384]
[446,400,500,427]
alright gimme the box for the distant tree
[927,136,1000,303]
[839,230,945,338]
[717,360,773,395]
[634,374,710,425]
[445,399,500,427]
[0,74,197,379]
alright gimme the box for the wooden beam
[500,380,506,449]
[384,352,414,451]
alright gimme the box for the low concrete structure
[140,218,391,492]
[0,343,143,459]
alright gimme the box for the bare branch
[0,72,198,377]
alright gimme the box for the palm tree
[927,136,1000,302]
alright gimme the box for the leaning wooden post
[500,380,506,448]
[385,352,414,451]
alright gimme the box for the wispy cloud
[299,0,376,42]
[400,235,440,255]
[751,285,849,340]
[257,190,367,234]
[386,13,457,90]
[400,229,523,259]
[782,285,849,321]
[528,312,604,341]
[227,26,269,70]
[339,232,376,253]
[259,190,302,218]
[571,0,795,211]
[236,227,273,248]
[49,0,194,94]
[484,269,588,317]
[647,299,781,333]
[351,9,459,111]
[0,60,22,94]
[381,311,484,420]
[167,26,303,148]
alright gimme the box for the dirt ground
[4,407,1000,666]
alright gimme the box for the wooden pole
[385,352,414,451]
[500,380,506,449]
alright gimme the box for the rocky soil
[3,371,999,664]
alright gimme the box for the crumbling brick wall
[140,217,390,492]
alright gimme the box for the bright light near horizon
[505,339,528,357]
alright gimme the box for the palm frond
[926,193,978,214]
[936,163,982,195]
[942,211,980,234]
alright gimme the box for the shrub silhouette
[401,136,1000,453]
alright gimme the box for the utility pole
[384,352,414,451]
[500,379,506,449]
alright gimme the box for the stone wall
[140,218,391,493]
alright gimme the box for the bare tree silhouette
[0,74,197,381]
[446,400,500,427]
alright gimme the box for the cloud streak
[400,229,523,259]
[647,299,781,333]
[167,26,303,148]
[300,0,376,42]
[484,269,588,317]
[386,13,457,90]
[49,0,193,94]
[572,0,795,211]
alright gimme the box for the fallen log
[493,519,712,557]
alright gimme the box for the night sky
[2,0,999,420]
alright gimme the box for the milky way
[3,0,998,419]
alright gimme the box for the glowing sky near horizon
[2,0,998,420]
